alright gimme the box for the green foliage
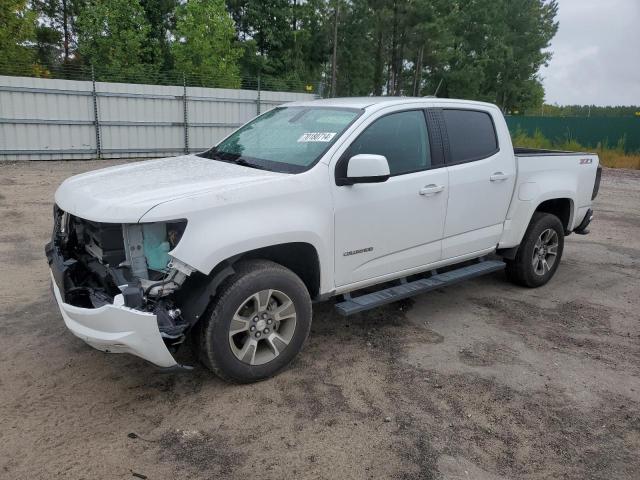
[334,0,375,96]
[323,0,557,111]
[511,128,554,149]
[30,0,86,69]
[226,0,328,90]
[172,0,241,87]
[139,0,179,70]
[0,0,37,67]
[425,0,557,111]
[76,0,160,81]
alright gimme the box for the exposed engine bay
[46,206,194,344]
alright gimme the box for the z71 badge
[580,158,593,165]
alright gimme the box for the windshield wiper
[199,149,269,171]
[198,149,221,160]
[232,158,268,171]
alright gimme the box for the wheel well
[237,242,321,299]
[535,198,572,232]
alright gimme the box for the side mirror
[337,154,390,186]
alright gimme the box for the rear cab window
[443,109,499,164]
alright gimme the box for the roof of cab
[284,96,499,111]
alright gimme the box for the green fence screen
[505,116,640,153]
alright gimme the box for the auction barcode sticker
[297,132,337,142]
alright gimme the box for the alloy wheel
[228,289,297,365]
[532,228,559,276]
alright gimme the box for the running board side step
[334,260,506,316]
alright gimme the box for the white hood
[55,155,284,223]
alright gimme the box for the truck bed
[514,147,596,157]
[499,148,601,248]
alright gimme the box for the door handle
[419,184,445,196]
[490,172,509,182]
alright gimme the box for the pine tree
[172,0,241,87]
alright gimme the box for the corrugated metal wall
[0,75,316,161]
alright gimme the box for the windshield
[198,106,361,173]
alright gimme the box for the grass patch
[597,151,640,169]
[512,129,640,169]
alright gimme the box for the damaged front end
[45,205,196,368]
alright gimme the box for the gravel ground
[0,161,639,480]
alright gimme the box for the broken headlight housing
[61,212,192,299]
[122,221,187,278]
[120,220,193,298]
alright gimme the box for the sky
[541,0,640,106]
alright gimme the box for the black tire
[505,212,565,288]
[196,259,312,383]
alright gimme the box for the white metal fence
[0,75,317,161]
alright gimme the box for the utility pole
[330,2,339,98]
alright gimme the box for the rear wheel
[506,212,564,288]
[197,260,312,383]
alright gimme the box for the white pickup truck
[46,97,601,382]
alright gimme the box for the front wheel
[197,260,312,383]
[506,212,565,288]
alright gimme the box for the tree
[30,0,86,70]
[172,0,241,87]
[329,0,449,97]
[139,0,179,70]
[226,0,330,91]
[227,0,294,82]
[76,0,159,81]
[493,0,558,111]
[0,0,37,70]
[297,0,331,91]
[325,0,558,107]
[432,0,558,111]
[333,0,376,96]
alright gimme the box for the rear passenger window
[443,109,498,163]
[346,110,430,175]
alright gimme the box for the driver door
[332,109,449,287]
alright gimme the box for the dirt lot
[0,161,639,480]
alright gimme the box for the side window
[443,109,499,164]
[346,110,431,175]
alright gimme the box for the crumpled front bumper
[50,270,178,368]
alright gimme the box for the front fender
[139,167,334,294]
